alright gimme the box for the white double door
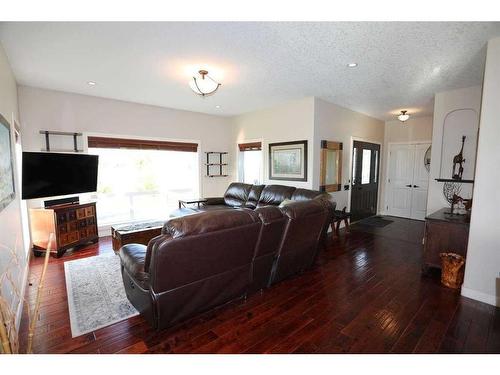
[387,143,430,220]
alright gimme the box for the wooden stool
[331,207,351,237]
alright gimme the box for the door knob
[405,184,412,187]
[413,185,419,188]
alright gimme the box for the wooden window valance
[238,142,262,151]
[87,136,198,152]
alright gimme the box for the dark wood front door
[350,141,381,222]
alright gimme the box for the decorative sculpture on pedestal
[452,135,466,180]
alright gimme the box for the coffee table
[111,220,164,251]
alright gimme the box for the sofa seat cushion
[119,244,150,289]
[204,197,226,205]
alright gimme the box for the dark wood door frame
[350,140,381,222]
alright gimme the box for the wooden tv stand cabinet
[30,202,98,258]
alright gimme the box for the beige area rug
[64,254,138,337]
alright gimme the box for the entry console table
[422,208,470,272]
[30,202,98,257]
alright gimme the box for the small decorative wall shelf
[205,151,228,177]
[435,178,474,184]
[40,130,84,152]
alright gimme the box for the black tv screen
[22,152,99,199]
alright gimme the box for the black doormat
[357,216,394,227]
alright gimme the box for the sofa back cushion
[163,209,257,238]
[223,182,252,207]
[151,209,261,292]
[245,184,265,208]
[250,206,287,291]
[257,185,296,207]
[291,188,324,201]
[253,206,286,259]
[148,209,262,328]
[271,200,328,284]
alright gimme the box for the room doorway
[350,140,381,222]
[386,143,431,220]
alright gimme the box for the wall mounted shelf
[435,178,474,184]
[40,130,84,152]
[205,151,229,177]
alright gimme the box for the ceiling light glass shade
[189,70,221,97]
[398,110,410,122]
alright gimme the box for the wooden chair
[331,207,351,237]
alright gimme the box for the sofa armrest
[119,243,150,289]
[203,197,225,205]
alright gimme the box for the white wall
[380,116,433,214]
[462,37,500,307]
[232,97,315,189]
[313,98,385,212]
[426,86,482,215]
[18,86,234,204]
[384,116,433,144]
[0,43,28,335]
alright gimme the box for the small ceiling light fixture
[398,110,410,122]
[189,70,221,97]
[215,105,221,109]
[87,81,96,86]
[347,63,358,68]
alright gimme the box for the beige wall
[384,116,433,144]
[231,96,385,211]
[313,98,385,212]
[380,116,433,214]
[0,42,28,333]
[18,85,235,203]
[426,86,482,215]
[462,37,500,307]
[231,97,315,189]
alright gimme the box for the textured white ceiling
[1,22,500,120]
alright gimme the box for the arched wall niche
[439,108,479,181]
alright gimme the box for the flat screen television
[22,152,99,200]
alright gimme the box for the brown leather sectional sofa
[176,182,333,213]
[119,183,335,330]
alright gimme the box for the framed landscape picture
[0,114,15,212]
[269,140,307,181]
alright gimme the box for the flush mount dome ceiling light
[398,110,410,122]
[189,70,221,97]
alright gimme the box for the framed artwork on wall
[319,140,342,192]
[269,140,307,181]
[0,113,15,212]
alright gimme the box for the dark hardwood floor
[19,216,500,354]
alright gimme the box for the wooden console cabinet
[30,202,98,257]
[422,208,470,272]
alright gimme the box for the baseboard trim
[461,286,500,307]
